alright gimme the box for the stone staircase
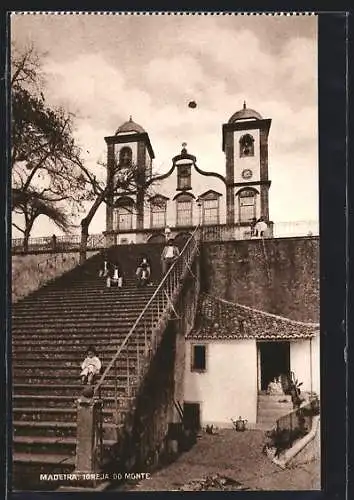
[12,243,166,490]
[257,393,294,430]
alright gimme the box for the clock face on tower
[241,168,253,180]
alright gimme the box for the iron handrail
[93,225,201,397]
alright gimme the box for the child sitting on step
[80,346,102,385]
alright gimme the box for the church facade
[104,103,272,245]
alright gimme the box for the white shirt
[81,356,101,372]
[256,221,268,233]
[165,246,175,259]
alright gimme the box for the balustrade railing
[12,233,106,253]
[12,220,318,254]
[90,226,201,458]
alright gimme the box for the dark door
[259,341,290,391]
[183,402,201,431]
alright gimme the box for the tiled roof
[188,294,319,341]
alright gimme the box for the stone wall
[200,237,319,322]
[173,257,201,418]
[12,251,98,303]
[116,256,201,470]
[125,319,177,469]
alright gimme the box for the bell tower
[222,102,271,225]
[104,117,155,244]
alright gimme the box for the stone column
[75,396,103,483]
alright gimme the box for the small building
[183,294,320,429]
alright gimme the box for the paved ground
[115,429,320,491]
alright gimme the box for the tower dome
[228,101,263,123]
[115,116,145,135]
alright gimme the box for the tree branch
[12,222,25,234]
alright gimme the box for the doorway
[183,402,201,432]
[258,341,290,391]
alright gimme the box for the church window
[191,345,206,372]
[176,194,193,226]
[150,196,167,228]
[119,146,133,167]
[177,165,191,190]
[238,189,257,223]
[239,134,255,157]
[202,198,219,225]
[113,197,134,230]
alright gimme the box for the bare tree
[78,160,161,264]
[11,44,164,259]
[11,44,92,251]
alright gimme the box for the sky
[11,13,318,237]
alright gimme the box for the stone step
[13,332,148,341]
[13,420,119,440]
[13,359,135,369]
[12,329,148,338]
[257,408,293,419]
[12,461,75,490]
[13,383,131,397]
[13,303,150,314]
[13,394,133,408]
[12,345,147,356]
[12,373,136,384]
[16,289,157,301]
[12,319,152,330]
[13,435,117,456]
[14,451,76,466]
[36,280,154,288]
[47,277,154,284]
[15,289,154,299]
[13,420,78,438]
[14,297,151,306]
[13,366,138,377]
[12,311,150,321]
[16,295,157,305]
[13,406,122,424]
[257,402,293,411]
[12,337,148,346]
[258,394,292,402]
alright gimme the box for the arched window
[238,189,257,223]
[113,197,134,230]
[177,164,191,190]
[199,190,221,225]
[119,146,132,167]
[150,195,168,228]
[176,193,193,227]
[239,134,255,157]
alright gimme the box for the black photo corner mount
[1,7,351,500]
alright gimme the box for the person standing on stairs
[250,217,257,237]
[80,346,102,385]
[161,238,180,274]
[136,256,152,286]
[255,217,268,238]
[99,257,111,278]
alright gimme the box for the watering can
[234,416,248,432]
